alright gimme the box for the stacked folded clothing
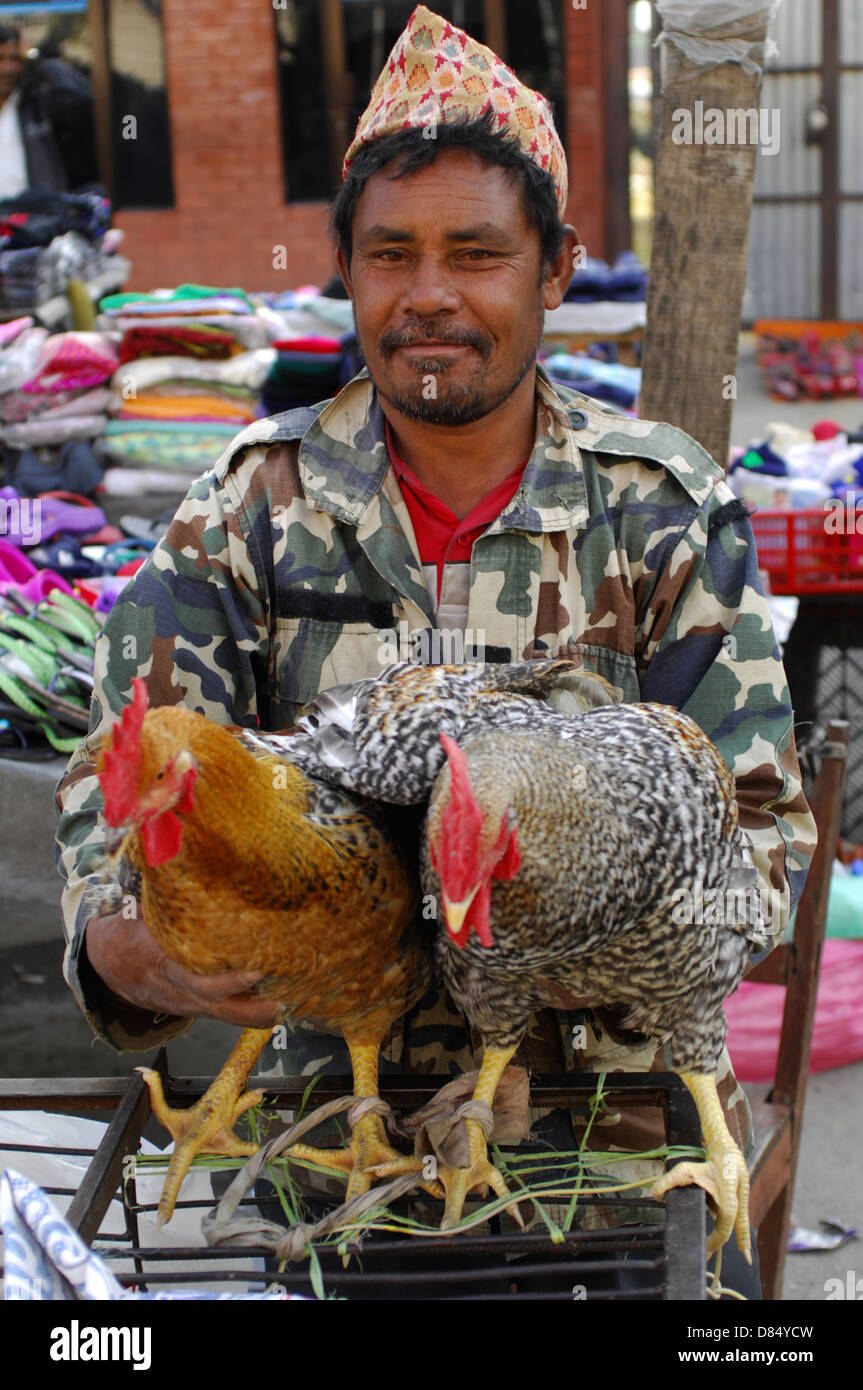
[261,335,346,413]
[0,192,115,310]
[101,339,275,471]
[110,349,274,426]
[0,329,118,451]
[564,250,648,304]
[541,351,640,411]
[100,420,240,470]
[97,283,270,361]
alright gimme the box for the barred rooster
[272,660,769,1259]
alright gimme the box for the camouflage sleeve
[635,485,817,943]
[55,462,273,1051]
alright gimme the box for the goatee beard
[369,353,537,426]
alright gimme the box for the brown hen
[97,677,428,1224]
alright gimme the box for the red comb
[99,677,148,826]
[439,732,482,850]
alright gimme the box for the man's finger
[161,960,266,1002]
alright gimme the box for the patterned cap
[342,4,568,218]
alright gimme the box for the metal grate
[0,1062,707,1301]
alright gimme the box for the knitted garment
[342,3,568,217]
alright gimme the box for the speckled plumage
[425,702,770,1072]
[247,661,765,1074]
[241,658,616,803]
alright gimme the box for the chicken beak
[441,889,478,939]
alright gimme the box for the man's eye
[375,249,406,261]
[461,249,495,259]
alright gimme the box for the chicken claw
[651,1070,752,1262]
[370,1112,523,1228]
[286,1035,443,1201]
[289,1108,442,1201]
[371,1042,523,1229]
[137,1025,271,1226]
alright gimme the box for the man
[56,5,814,1293]
[0,20,96,196]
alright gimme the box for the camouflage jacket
[55,366,816,1157]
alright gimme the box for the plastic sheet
[725,940,863,1082]
[654,0,782,77]
[0,1111,282,1298]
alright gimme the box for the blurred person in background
[0,19,97,196]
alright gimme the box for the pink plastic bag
[725,939,863,1082]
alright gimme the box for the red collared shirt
[386,420,527,616]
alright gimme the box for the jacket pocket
[273,617,390,706]
[554,641,642,703]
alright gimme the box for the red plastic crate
[749,506,863,594]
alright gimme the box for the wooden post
[321,0,351,193]
[639,4,772,468]
[87,0,114,204]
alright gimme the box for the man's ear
[542,225,581,311]
[335,244,354,301]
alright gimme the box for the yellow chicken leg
[651,1070,752,1262]
[370,1042,523,1229]
[138,1025,272,1227]
[287,1034,440,1201]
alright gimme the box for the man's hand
[84,911,283,1028]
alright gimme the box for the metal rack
[0,1061,707,1301]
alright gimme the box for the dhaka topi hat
[342,4,568,219]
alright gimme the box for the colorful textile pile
[110,350,273,427]
[94,285,276,470]
[260,335,345,414]
[98,283,270,362]
[0,192,114,310]
[727,418,863,509]
[0,326,118,450]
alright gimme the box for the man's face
[0,39,24,100]
[338,148,569,426]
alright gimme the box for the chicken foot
[370,1042,524,1229]
[651,1070,752,1262]
[137,1025,271,1227]
[287,1034,442,1201]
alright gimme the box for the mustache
[379,323,492,358]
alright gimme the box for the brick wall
[114,0,339,292]
[562,0,609,261]
[114,0,610,292]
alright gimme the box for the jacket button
[570,410,588,429]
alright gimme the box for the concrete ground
[1,335,861,1300]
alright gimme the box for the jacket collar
[298,365,589,534]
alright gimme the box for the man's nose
[398,256,460,317]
